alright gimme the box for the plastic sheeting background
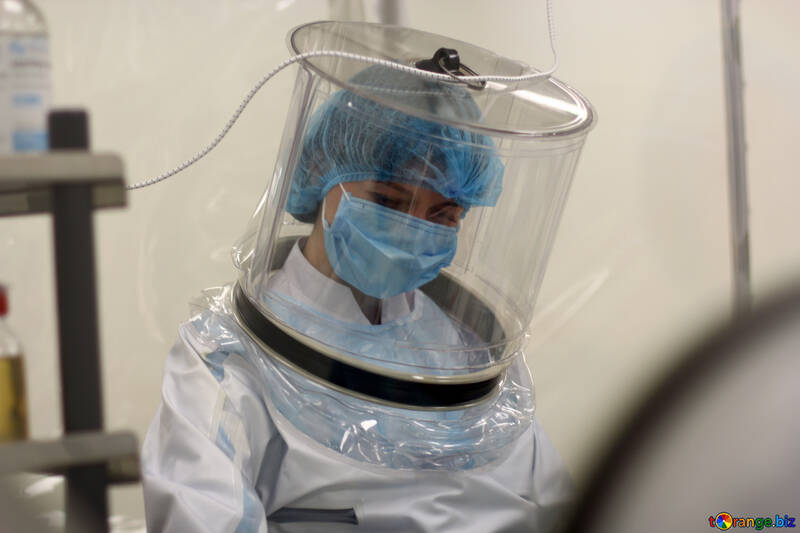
[1,0,798,528]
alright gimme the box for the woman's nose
[407,194,432,221]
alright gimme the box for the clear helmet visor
[232,21,594,390]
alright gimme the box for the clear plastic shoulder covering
[189,284,535,470]
[232,21,594,383]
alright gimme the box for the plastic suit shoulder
[142,307,274,532]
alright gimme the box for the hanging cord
[127,0,557,190]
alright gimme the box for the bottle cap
[48,109,90,150]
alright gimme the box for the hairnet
[286,66,504,223]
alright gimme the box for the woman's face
[322,180,464,227]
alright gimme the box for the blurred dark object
[563,285,800,533]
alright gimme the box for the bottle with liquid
[0,284,28,441]
[0,0,50,154]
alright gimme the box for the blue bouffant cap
[286,65,504,223]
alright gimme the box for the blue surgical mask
[322,187,458,299]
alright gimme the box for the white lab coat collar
[273,240,416,325]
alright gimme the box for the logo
[708,513,796,530]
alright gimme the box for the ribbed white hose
[127,0,557,190]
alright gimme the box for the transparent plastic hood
[233,21,594,387]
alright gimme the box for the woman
[142,66,574,532]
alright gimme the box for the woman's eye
[432,211,460,226]
[372,193,401,209]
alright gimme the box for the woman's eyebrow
[432,200,462,210]
[370,181,413,198]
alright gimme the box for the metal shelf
[0,153,125,216]
[0,431,140,485]
[1,117,134,532]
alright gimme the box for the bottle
[0,0,50,154]
[0,284,28,441]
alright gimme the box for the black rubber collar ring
[233,284,500,408]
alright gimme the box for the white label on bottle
[0,35,51,154]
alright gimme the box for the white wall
[1,0,798,527]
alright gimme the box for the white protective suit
[142,242,575,532]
